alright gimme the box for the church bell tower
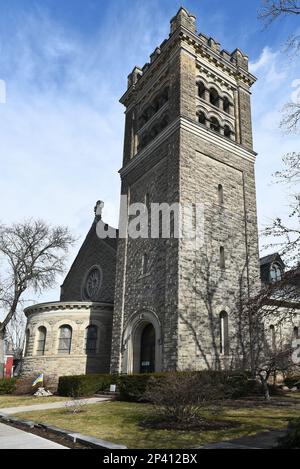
[110,7,260,374]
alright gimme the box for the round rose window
[82,266,102,301]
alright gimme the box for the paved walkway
[0,422,66,449]
[203,429,287,449]
[0,397,110,415]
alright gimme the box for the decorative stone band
[24,301,114,318]
[119,115,256,178]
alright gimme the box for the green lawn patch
[12,399,300,449]
[0,395,67,409]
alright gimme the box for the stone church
[22,8,283,381]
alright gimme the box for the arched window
[210,117,220,133]
[270,325,276,350]
[220,246,225,269]
[58,325,72,354]
[220,311,229,355]
[198,111,206,125]
[270,263,282,283]
[24,329,30,356]
[198,82,206,99]
[36,326,46,356]
[142,254,149,275]
[224,125,231,139]
[223,97,231,114]
[85,325,98,354]
[209,88,220,107]
[293,326,299,340]
[218,184,224,205]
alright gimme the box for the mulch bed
[3,420,91,449]
[140,417,240,431]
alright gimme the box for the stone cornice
[120,26,256,108]
[119,116,257,178]
[24,301,114,317]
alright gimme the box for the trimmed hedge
[0,378,17,395]
[57,370,260,401]
[284,375,300,389]
[118,370,258,402]
[58,374,117,397]
[118,373,167,402]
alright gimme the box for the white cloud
[250,46,287,86]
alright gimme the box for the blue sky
[0,0,299,305]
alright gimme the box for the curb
[0,412,127,449]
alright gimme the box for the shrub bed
[58,374,117,397]
[0,378,17,395]
[118,373,167,402]
[277,418,300,448]
[57,370,260,400]
[284,375,300,389]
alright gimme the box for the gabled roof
[260,252,284,267]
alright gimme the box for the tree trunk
[261,377,271,401]
[0,328,5,379]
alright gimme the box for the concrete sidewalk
[0,397,109,415]
[202,429,287,449]
[0,422,66,449]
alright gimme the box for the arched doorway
[140,323,155,373]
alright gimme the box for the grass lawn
[12,398,300,449]
[0,395,67,409]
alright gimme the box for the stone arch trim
[122,309,163,374]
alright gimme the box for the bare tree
[259,1,300,25]
[0,220,74,377]
[263,154,300,267]
[258,0,300,46]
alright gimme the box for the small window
[198,111,206,125]
[220,246,225,269]
[36,326,46,356]
[224,125,231,139]
[209,88,220,107]
[218,184,224,205]
[270,263,282,283]
[24,329,30,357]
[270,325,276,350]
[220,311,229,355]
[294,326,299,340]
[85,325,98,354]
[58,325,72,354]
[142,254,149,275]
[198,82,206,99]
[223,97,231,114]
[210,117,220,133]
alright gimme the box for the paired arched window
[85,325,98,354]
[218,184,224,205]
[224,125,232,139]
[198,82,206,99]
[210,117,220,133]
[223,97,231,114]
[220,311,229,355]
[58,325,72,354]
[36,326,47,356]
[209,88,220,107]
[198,111,206,125]
[220,246,225,269]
